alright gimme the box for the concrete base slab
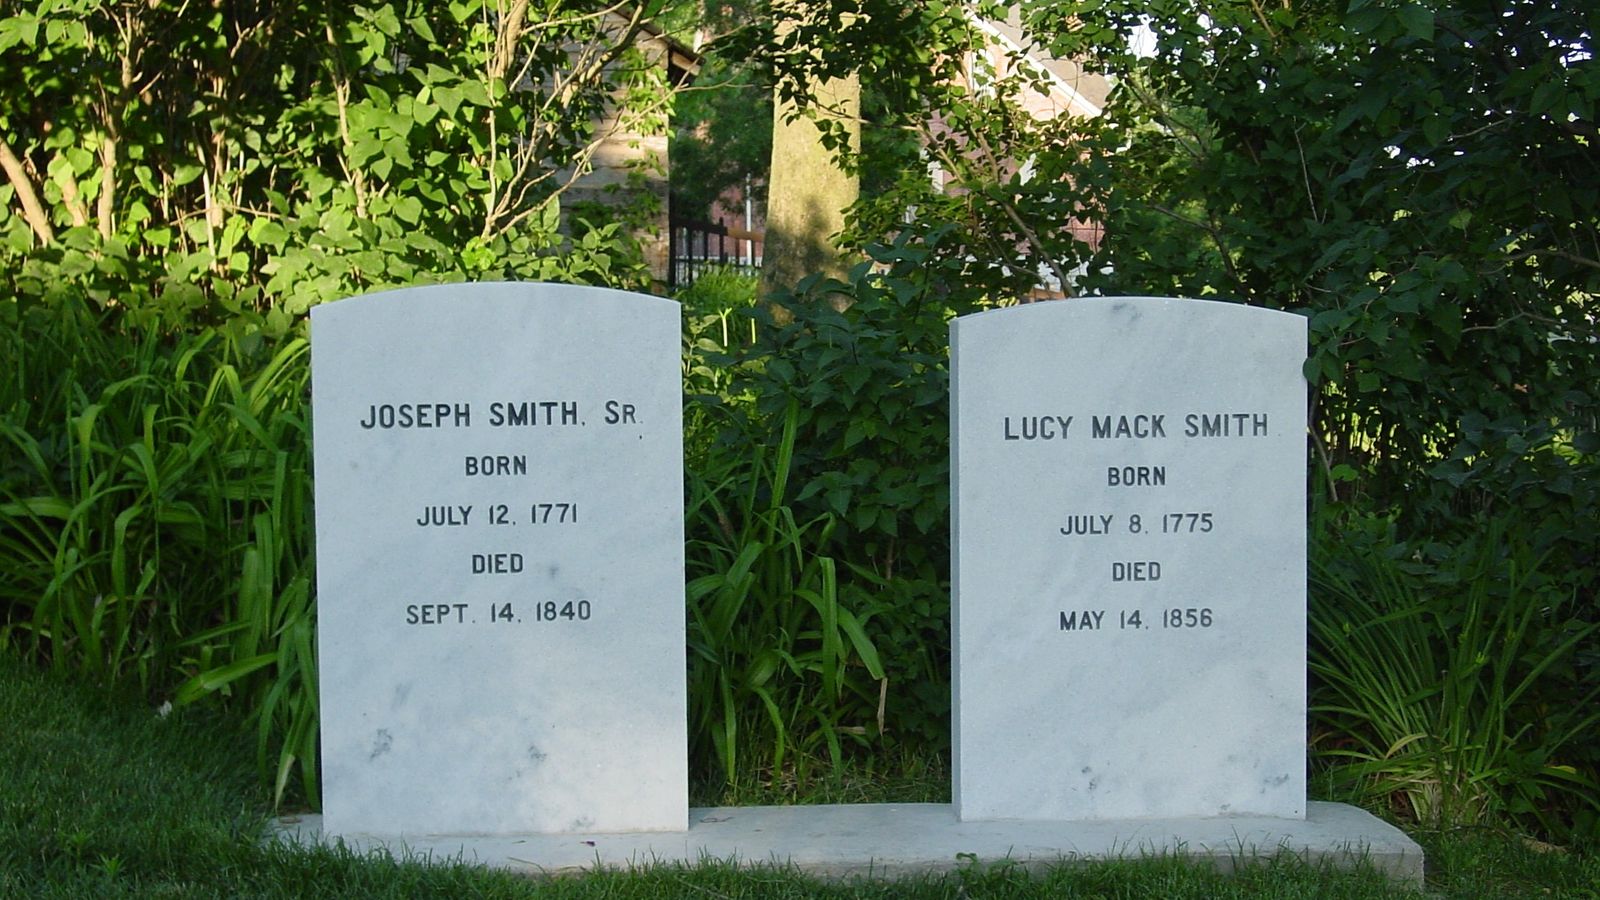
[272,801,1422,887]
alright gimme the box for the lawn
[3,652,1595,898]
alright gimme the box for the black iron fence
[668,217,763,290]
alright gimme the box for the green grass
[5,651,1597,898]
[690,742,949,808]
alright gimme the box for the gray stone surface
[271,801,1424,887]
[950,297,1308,822]
[310,282,687,837]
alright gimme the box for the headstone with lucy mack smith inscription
[310,282,687,837]
[950,296,1307,822]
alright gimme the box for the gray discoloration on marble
[311,282,688,838]
[950,297,1307,822]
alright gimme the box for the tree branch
[56,166,91,228]
[0,138,54,245]
[971,131,1073,295]
[489,0,530,85]
[325,23,368,219]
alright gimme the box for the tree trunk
[759,71,860,300]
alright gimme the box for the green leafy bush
[686,400,885,784]
[0,1,663,334]
[0,296,317,807]
[685,228,997,763]
[1311,516,1600,840]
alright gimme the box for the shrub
[0,295,318,807]
[684,227,1000,770]
[1310,514,1600,841]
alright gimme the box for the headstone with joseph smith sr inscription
[951,296,1307,822]
[311,282,686,837]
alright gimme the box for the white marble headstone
[951,297,1306,822]
[311,282,687,837]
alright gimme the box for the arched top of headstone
[311,280,678,323]
[956,295,1307,329]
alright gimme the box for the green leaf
[1345,5,1386,35]
[1397,4,1434,41]
[1422,116,1450,147]
[434,86,462,118]
[458,80,490,108]
[825,487,851,516]
[0,497,72,519]
[248,218,289,248]
[841,366,872,395]
[1531,79,1565,116]
[411,96,440,126]
[408,13,437,44]
[837,607,885,680]
[175,654,278,704]
[842,420,868,450]
[0,14,41,52]
[393,196,423,225]
[1429,303,1463,348]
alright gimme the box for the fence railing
[668,217,763,290]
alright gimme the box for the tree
[0,0,695,331]
[715,1,1020,295]
[729,0,1596,507]
[1022,0,1597,533]
[722,1,1115,301]
[760,40,860,296]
